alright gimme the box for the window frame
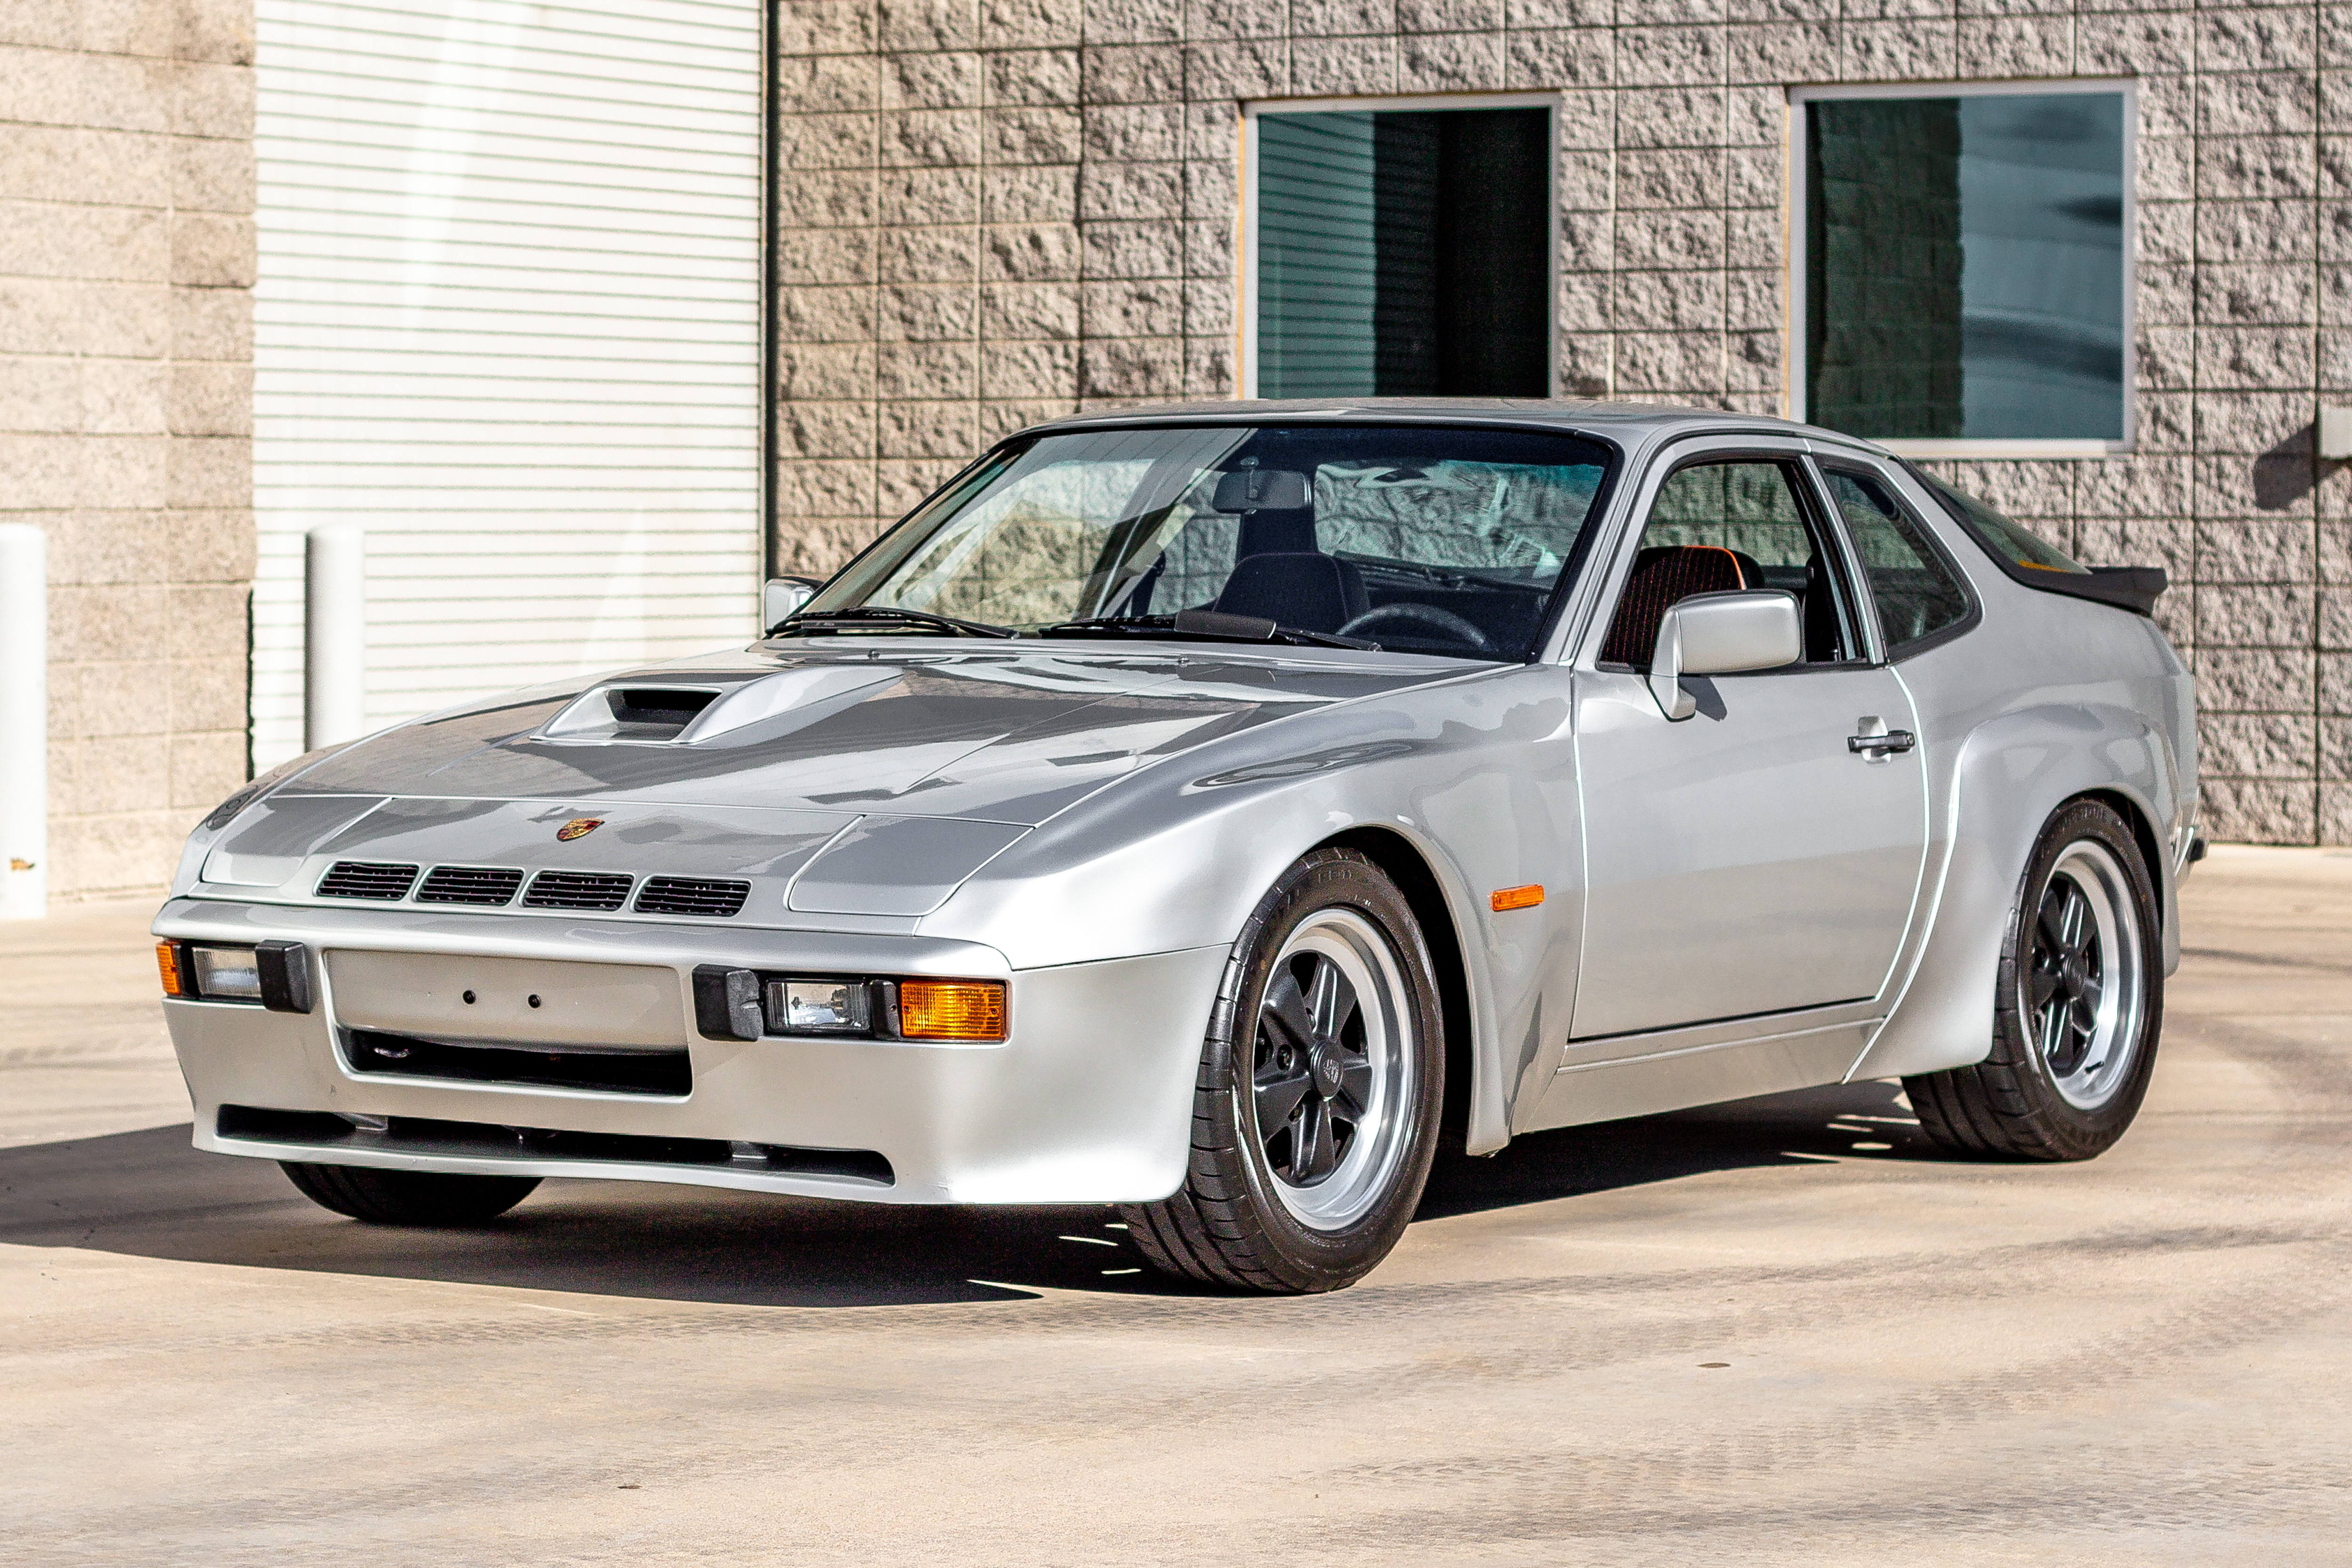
[1785,77,2138,460]
[1238,92,1563,401]
[1804,454,1984,662]
[1582,444,1878,676]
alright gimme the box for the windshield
[799,424,1615,659]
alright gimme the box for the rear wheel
[280,1162,540,1226]
[1121,848,1444,1293]
[1906,798,2162,1160]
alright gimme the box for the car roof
[1016,398,1885,455]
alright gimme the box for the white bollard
[304,527,368,751]
[0,525,48,920]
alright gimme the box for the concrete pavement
[4,850,2349,1564]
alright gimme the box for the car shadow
[0,1080,1930,1309]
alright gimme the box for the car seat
[1598,544,1757,666]
[1213,552,1372,635]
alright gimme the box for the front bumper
[157,898,1225,1204]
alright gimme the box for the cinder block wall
[772,0,2351,845]
[1,0,257,898]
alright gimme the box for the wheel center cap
[2062,953,2090,995]
[1308,1043,1345,1097]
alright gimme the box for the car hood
[195,643,1474,919]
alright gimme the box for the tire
[280,1161,540,1226]
[1120,848,1445,1293]
[1905,798,2163,1161]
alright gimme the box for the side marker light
[156,940,184,997]
[1490,884,1544,912]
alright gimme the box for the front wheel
[1906,798,2163,1160]
[280,1162,540,1226]
[1121,848,1445,1293]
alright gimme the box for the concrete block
[1617,24,1728,88]
[1503,28,1611,89]
[977,397,1077,444]
[1615,209,1723,271]
[1184,40,1286,99]
[779,226,879,286]
[0,360,79,434]
[1615,87,1724,150]
[880,166,980,227]
[2321,781,2352,840]
[1615,268,1725,331]
[1726,21,1833,83]
[2139,73,2197,143]
[2197,777,2313,844]
[982,221,1081,281]
[164,362,246,437]
[1080,219,1183,279]
[2199,70,2317,138]
[1949,459,2073,519]
[778,342,877,401]
[1082,103,1182,161]
[986,48,1080,105]
[2075,515,2193,578]
[981,0,1079,48]
[1618,148,1723,210]
[878,457,966,515]
[0,124,167,208]
[774,458,879,517]
[1724,267,1776,331]
[74,733,172,812]
[1184,334,1235,399]
[159,582,241,661]
[1185,101,1239,163]
[2195,391,2321,459]
[1955,16,2072,79]
[2138,199,2193,267]
[1558,333,1611,398]
[1195,0,1295,39]
[1556,149,1612,211]
[1184,277,1234,337]
[2079,456,2191,521]
[781,53,880,113]
[171,133,253,215]
[877,398,978,458]
[779,0,879,55]
[877,339,979,398]
[983,280,1081,339]
[1082,0,1180,45]
[1559,210,1613,273]
[882,0,977,52]
[2198,586,2316,653]
[1079,336,1181,398]
[2323,651,2352,712]
[1842,19,1956,82]
[2137,262,2192,328]
[2321,588,2352,651]
[2075,10,2191,76]
[1081,279,1181,337]
[1398,31,1503,91]
[164,434,246,509]
[883,108,982,167]
[1397,0,1498,32]
[984,105,1082,164]
[879,224,980,284]
[1291,35,1397,95]
[883,50,978,110]
[984,163,1077,223]
[0,200,163,282]
[2198,517,2316,584]
[1083,43,1183,103]
[780,111,878,171]
[1506,0,1608,27]
[2198,648,2315,717]
[2193,326,2314,392]
[168,282,249,361]
[1184,157,1236,221]
[2137,325,2192,391]
[879,281,980,338]
[164,504,254,582]
[982,337,1081,398]
[2198,135,2317,201]
[776,284,878,342]
[1556,89,1612,151]
[2198,7,2315,76]
[2138,133,2194,204]
[1615,331,1722,394]
[165,656,246,737]
[2201,711,2316,780]
[2326,137,2352,201]
[170,730,246,812]
[1182,217,1234,279]
[1078,160,1182,221]
[168,59,253,140]
[774,516,889,576]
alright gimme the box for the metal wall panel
[251,0,762,768]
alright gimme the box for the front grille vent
[317,861,420,900]
[634,876,751,918]
[416,865,525,906]
[522,870,634,911]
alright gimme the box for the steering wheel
[1338,603,1496,654]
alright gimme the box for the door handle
[1849,729,1915,755]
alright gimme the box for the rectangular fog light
[768,978,871,1035]
[191,945,263,1001]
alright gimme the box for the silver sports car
[157,400,2196,1293]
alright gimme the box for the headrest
[1213,552,1368,635]
[1599,545,1754,666]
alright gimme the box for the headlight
[692,967,1007,1043]
[157,939,314,1012]
[191,946,263,1000]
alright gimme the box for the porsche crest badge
[555,817,604,843]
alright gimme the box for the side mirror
[763,576,822,633]
[1648,590,1802,721]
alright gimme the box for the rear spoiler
[1899,461,2168,618]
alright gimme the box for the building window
[1245,99,1555,400]
[1792,83,2133,454]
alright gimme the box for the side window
[1820,467,1973,653]
[1598,459,1860,667]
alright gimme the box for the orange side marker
[155,940,183,997]
[1489,884,1544,912]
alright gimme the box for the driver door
[1565,445,1929,1046]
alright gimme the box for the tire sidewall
[1210,851,1445,1290]
[1994,800,2164,1157]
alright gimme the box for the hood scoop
[535,667,900,747]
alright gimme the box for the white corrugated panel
[252,0,762,769]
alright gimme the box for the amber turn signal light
[897,979,1008,1042]
[155,940,184,997]
[1489,884,1544,912]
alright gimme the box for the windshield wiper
[775,605,1019,639]
[1037,611,1379,652]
